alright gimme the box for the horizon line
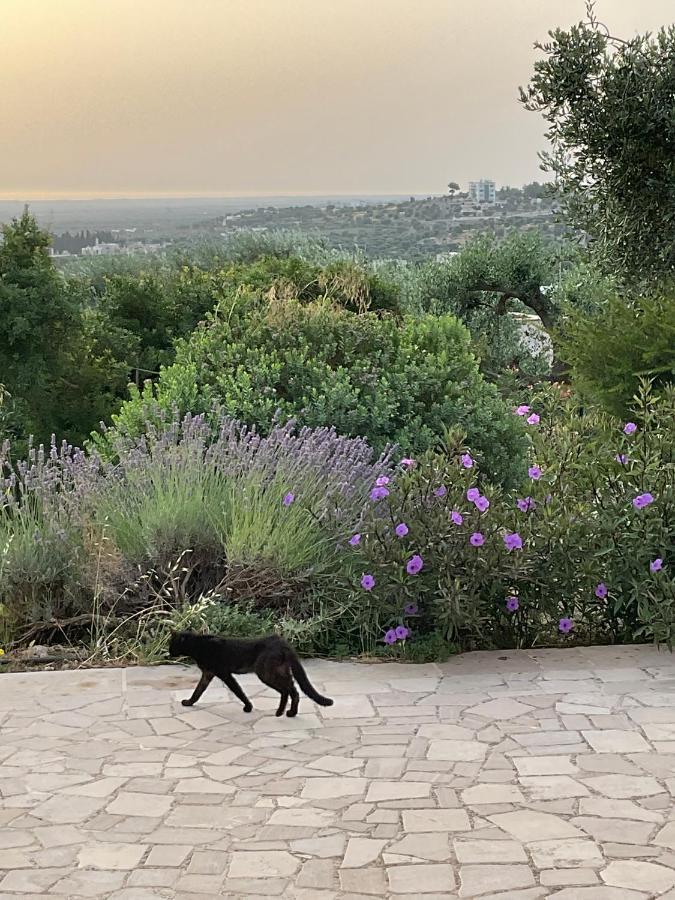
[0,190,450,203]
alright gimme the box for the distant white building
[469,179,496,204]
[81,239,122,256]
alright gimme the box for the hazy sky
[2,0,672,198]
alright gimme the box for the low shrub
[106,292,528,486]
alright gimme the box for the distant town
[37,180,562,262]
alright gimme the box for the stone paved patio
[1,645,675,899]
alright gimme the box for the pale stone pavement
[1,645,675,899]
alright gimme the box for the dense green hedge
[106,291,528,486]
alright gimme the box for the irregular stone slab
[341,838,387,868]
[462,784,525,805]
[528,838,604,868]
[574,817,655,844]
[402,809,471,832]
[427,740,487,761]
[578,798,664,823]
[454,840,528,864]
[601,860,675,893]
[229,850,300,878]
[387,862,456,893]
[365,781,431,801]
[388,832,452,861]
[77,842,147,870]
[300,776,368,799]
[459,864,535,897]
[514,756,578,776]
[466,698,534,720]
[583,731,652,753]
[582,775,663,799]
[489,811,583,842]
[106,792,173,817]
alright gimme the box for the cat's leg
[286,681,300,718]
[275,691,289,717]
[221,674,253,713]
[256,666,298,718]
[181,670,214,707]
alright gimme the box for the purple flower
[466,487,480,502]
[595,582,608,599]
[370,486,390,501]
[384,628,397,645]
[633,492,655,509]
[375,475,390,487]
[400,458,415,468]
[517,497,535,512]
[506,595,519,612]
[624,422,637,435]
[348,533,361,547]
[283,492,295,506]
[527,413,540,426]
[559,617,574,634]
[474,495,490,512]
[451,510,464,526]
[361,574,375,591]
[528,465,542,481]
[615,454,628,465]
[650,558,663,573]
[470,532,485,547]
[503,532,523,552]
[395,522,409,538]
[433,485,447,498]
[461,453,474,469]
[404,603,418,616]
[515,405,530,416]
[395,625,409,640]
[406,554,424,575]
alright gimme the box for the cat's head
[167,631,192,658]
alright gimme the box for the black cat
[168,631,333,718]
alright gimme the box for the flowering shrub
[347,382,674,652]
[0,384,672,657]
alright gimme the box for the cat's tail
[290,657,333,706]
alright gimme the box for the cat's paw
[286,709,298,718]
[275,709,284,717]
[243,703,253,713]
[181,699,194,707]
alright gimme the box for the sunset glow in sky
[2,0,672,198]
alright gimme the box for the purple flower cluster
[503,532,523,551]
[595,582,608,599]
[633,492,655,509]
[370,485,389,501]
[559,617,574,634]
[461,453,474,469]
[384,625,409,644]
[467,487,489,511]
[528,465,542,481]
[406,554,424,575]
[624,422,637,435]
[395,522,409,538]
[361,574,375,591]
[470,532,485,547]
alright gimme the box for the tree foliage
[107,290,528,486]
[558,289,675,416]
[520,4,675,284]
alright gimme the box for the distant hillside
[187,188,566,260]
